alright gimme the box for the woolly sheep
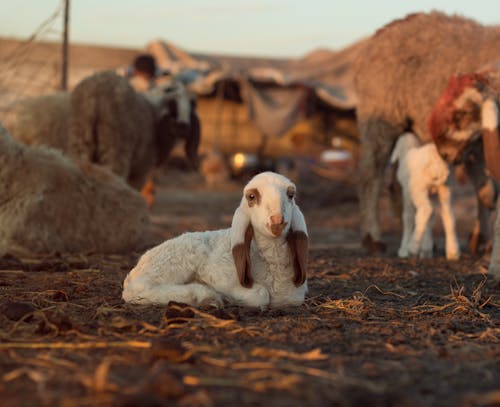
[8,72,200,192]
[390,132,460,260]
[10,92,70,151]
[122,172,309,308]
[427,68,500,280]
[353,11,500,253]
[0,124,150,255]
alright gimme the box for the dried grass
[409,277,499,320]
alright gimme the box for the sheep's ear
[481,98,500,181]
[231,206,254,288]
[287,205,308,287]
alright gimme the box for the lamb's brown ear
[288,205,308,286]
[232,224,254,288]
[287,230,308,287]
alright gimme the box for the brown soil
[1,169,499,407]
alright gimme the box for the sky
[1,0,500,58]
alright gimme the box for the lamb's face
[242,172,297,239]
[231,171,308,289]
[428,74,487,163]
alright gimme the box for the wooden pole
[61,0,70,91]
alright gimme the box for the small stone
[1,301,36,322]
[142,361,186,399]
[150,338,191,363]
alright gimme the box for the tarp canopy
[147,39,364,137]
[245,83,307,137]
[146,40,211,74]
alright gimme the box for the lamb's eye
[452,110,465,126]
[245,189,260,205]
[287,189,295,199]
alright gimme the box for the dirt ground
[0,168,499,407]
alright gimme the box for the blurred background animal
[427,67,500,280]
[354,12,500,254]
[9,70,201,207]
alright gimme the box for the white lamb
[390,132,460,260]
[122,172,309,308]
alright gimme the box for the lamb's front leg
[398,189,415,258]
[437,185,460,260]
[465,154,496,255]
[409,190,433,257]
[206,265,270,308]
[213,279,270,309]
[420,215,434,259]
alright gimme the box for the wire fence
[0,1,65,128]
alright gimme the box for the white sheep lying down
[123,172,309,308]
[390,132,460,260]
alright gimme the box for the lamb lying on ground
[390,132,460,260]
[0,124,150,255]
[122,172,309,308]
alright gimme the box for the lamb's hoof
[419,249,433,259]
[246,285,270,309]
[198,292,224,308]
[488,262,500,284]
[445,244,461,261]
[397,248,409,258]
[408,251,418,259]
[362,234,386,254]
[446,252,460,261]
[468,232,488,256]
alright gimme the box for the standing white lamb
[390,132,460,260]
[122,172,309,308]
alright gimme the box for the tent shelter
[146,40,364,162]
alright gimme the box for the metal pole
[61,0,70,90]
